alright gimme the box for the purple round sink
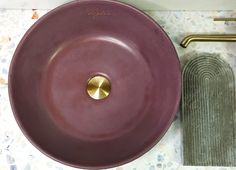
[9,0,181,169]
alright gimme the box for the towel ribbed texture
[182,54,236,166]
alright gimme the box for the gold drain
[87,75,111,100]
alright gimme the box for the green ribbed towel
[181,54,236,166]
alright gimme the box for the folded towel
[181,54,236,166]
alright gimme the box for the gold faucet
[180,18,236,48]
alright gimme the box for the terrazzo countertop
[0,9,236,170]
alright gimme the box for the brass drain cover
[87,75,111,100]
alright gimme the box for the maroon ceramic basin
[9,0,181,169]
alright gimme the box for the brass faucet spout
[180,34,236,48]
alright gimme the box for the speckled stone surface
[0,9,236,170]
